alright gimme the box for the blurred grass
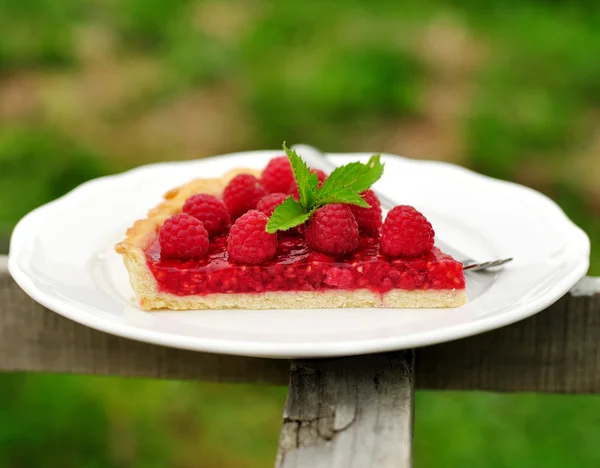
[0,374,285,468]
[415,391,600,467]
[1,0,600,466]
[0,127,107,229]
[0,0,81,72]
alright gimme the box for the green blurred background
[1,0,599,466]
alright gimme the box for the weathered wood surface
[0,257,285,384]
[418,277,600,393]
[2,256,600,392]
[276,351,414,468]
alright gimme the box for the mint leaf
[283,143,318,210]
[266,197,311,233]
[319,154,384,197]
[316,188,370,208]
[267,144,385,234]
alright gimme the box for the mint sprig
[285,143,317,210]
[266,197,311,232]
[266,143,384,234]
[319,155,384,196]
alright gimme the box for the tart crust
[129,289,468,311]
[115,168,467,311]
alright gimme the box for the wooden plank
[276,351,414,468]
[0,257,287,384]
[417,288,600,393]
[2,256,600,392]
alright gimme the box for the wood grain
[0,258,286,384]
[2,256,600,392]
[276,351,414,468]
[417,290,600,393]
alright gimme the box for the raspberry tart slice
[116,145,467,310]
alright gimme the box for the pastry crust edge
[136,289,468,311]
[114,168,259,310]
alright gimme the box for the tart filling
[146,234,465,296]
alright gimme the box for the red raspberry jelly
[145,232,466,296]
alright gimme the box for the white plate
[9,150,590,358]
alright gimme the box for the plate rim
[8,150,591,358]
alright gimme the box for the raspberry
[223,174,267,220]
[258,193,305,234]
[261,156,295,194]
[350,190,382,235]
[227,210,278,264]
[289,168,328,199]
[313,169,328,184]
[159,213,209,259]
[257,193,288,217]
[183,194,230,236]
[381,205,435,258]
[305,204,359,256]
[323,267,354,288]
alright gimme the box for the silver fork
[291,144,513,272]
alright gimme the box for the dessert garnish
[261,156,296,194]
[227,210,278,265]
[350,189,383,235]
[223,173,266,220]
[266,144,383,235]
[256,193,288,217]
[305,204,359,256]
[381,205,435,258]
[182,194,230,236]
[158,213,209,259]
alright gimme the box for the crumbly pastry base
[116,168,468,311]
[139,289,468,311]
